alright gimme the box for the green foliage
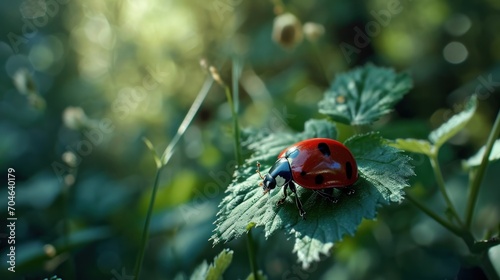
[392,95,478,156]
[429,96,477,148]
[387,94,500,279]
[318,64,412,125]
[188,249,233,280]
[463,139,500,169]
[390,138,433,156]
[211,120,414,268]
[206,249,234,280]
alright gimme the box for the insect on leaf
[211,120,414,269]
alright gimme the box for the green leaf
[190,261,209,280]
[428,96,477,148]
[206,249,234,280]
[189,249,233,280]
[211,120,414,269]
[318,64,412,125]
[463,139,500,169]
[345,133,415,203]
[389,138,434,156]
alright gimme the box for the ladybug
[256,138,358,219]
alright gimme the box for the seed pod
[62,107,88,130]
[272,13,303,49]
[303,22,325,42]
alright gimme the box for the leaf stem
[134,166,162,280]
[429,155,464,227]
[246,229,259,280]
[406,193,463,236]
[465,109,500,229]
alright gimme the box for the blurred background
[0,0,499,279]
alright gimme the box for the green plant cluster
[208,64,500,279]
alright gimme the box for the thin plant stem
[232,58,242,115]
[224,85,242,165]
[229,58,258,279]
[429,155,464,227]
[246,229,259,280]
[161,78,214,165]
[406,193,462,236]
[465,109,500,229]
[134,166,162,280]
[135,76,214,280]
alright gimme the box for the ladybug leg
[289,182,306,219]
[277,184,288,206]
[314,189,338,204]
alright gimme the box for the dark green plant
[208,64,499,279]
[392,96,500,280]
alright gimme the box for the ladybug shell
[278,138,358,190]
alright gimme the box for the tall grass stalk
[134,77,214,280]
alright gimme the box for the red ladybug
[256,138,358,219]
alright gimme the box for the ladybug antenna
[256,162,265,180]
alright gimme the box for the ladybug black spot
[300,171,307,176]
[346,161,353,180]
[317,142,331,156]
[315,174,324,185]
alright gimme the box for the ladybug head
[256,162,276,194]
[262,174,277,194]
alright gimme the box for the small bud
[303,22,325,42]
[200,58,208,70]
[62,107,88,130]
[209,66,225,86]
[43,244,56,258]
[272,13,303,49]
[13,69,46,111]
[62,151,78,168]
[13,68,37,95]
